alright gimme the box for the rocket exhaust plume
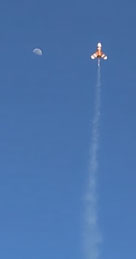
[84,65,102,259]
[98,59,100,67]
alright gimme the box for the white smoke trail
[84,65,102,259]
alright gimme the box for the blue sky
[0,0,136,258]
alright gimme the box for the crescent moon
[33,48,43,56]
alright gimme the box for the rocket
[91,43,107,66]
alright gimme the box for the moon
[33,48,43,56]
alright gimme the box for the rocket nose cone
[97,42,102,48]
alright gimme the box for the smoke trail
[84,65,102,259]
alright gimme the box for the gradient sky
[0,0,135,258]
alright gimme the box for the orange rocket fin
[91,51,98,59]
[101,52,107,60]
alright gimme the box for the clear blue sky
[0,0,135,258]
